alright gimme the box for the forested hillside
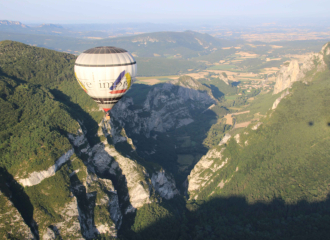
[1,40,330,240]
[183,43,330,240]
[0,40,108,239]
[0,40,102,174]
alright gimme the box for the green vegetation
[199,77,238,99]
[0,30,238,59]
[208,64,237,70]
[225,95,236,100]
[245,90,281,115]
[137,57,206,76]
[203,122,230,148]
[237,57,288,73]
[1,37,330,240]
[177,154,195,171]
[121,197,186,240]
[25,164,72,228]
[0,41,102,175]
[194,49,236,63]
[0,41,105,236]
[121,60,330,240]
[222,71,330,203]
[0,76,75,173]
[152,69,330,240]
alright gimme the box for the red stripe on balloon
[109,89,127,94]
[103,108,112,112]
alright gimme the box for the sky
[1,0,329,25]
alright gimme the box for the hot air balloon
[74,46,137,120]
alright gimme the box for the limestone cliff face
[101,145,152,210]
[68,126,123,238]
[273,60,300,94]
[69,118,179,219]
[99,120,153,211]
[188,132,252,200]
[218,74,229,85]
[111,76,215,138]
[188,148,228,199]
[274,42,330,94]
[18,148,74,187]
[151,170,179,200]
[272,89,290,110]
[109,76,214,202]
[104,119,180,206]
[9,121,134,239]
[41,197,83,240]
[0,191,35,239]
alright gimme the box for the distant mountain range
[0,20,241,58]
[0,20,108,38]
[0,20,207,39]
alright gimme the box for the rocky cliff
[0,116,180,240]
[188,42,330,203]
[0,189,35,239]
[274,42,330,94]
[188,147,228,199]
[111,76,215,139]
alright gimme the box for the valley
[0,24,330,240]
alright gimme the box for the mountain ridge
[0,40,180,239]
[1,39,330,240]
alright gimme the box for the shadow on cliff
[95,132,138,233]
[0,167,39,240]
[118,194,330,240]
[51,89,101,146]
[68,161,98,240]
[205,84,225,99]
[111,82,227,188]
[109,117,161,175]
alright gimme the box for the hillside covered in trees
[1,40,330,240]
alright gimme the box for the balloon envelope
[74,46,137,112]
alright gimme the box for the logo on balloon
[75,72,88,93]
[109,70,132,94]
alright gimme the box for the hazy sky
[1,0,329,25]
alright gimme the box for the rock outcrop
[219,133,231,146]
[103,145,152,210]
[0,192,35,239]
[251,122,263,130]
[151,170,179,199]
[274,42,330,94]
[111,76,215,138]
[188,148,228,199]
[272,89,290,110]
[70,121,152,214]
[42,197,83,240]
[18,148,74,187]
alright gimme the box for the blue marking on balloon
[110,70,126,90]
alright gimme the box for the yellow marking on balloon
[75,72,87,92]
[125,72,132,90]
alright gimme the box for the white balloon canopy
[74,46,137,112]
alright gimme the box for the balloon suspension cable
[105,110,111,121]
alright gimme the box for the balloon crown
[83,46,127,54]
